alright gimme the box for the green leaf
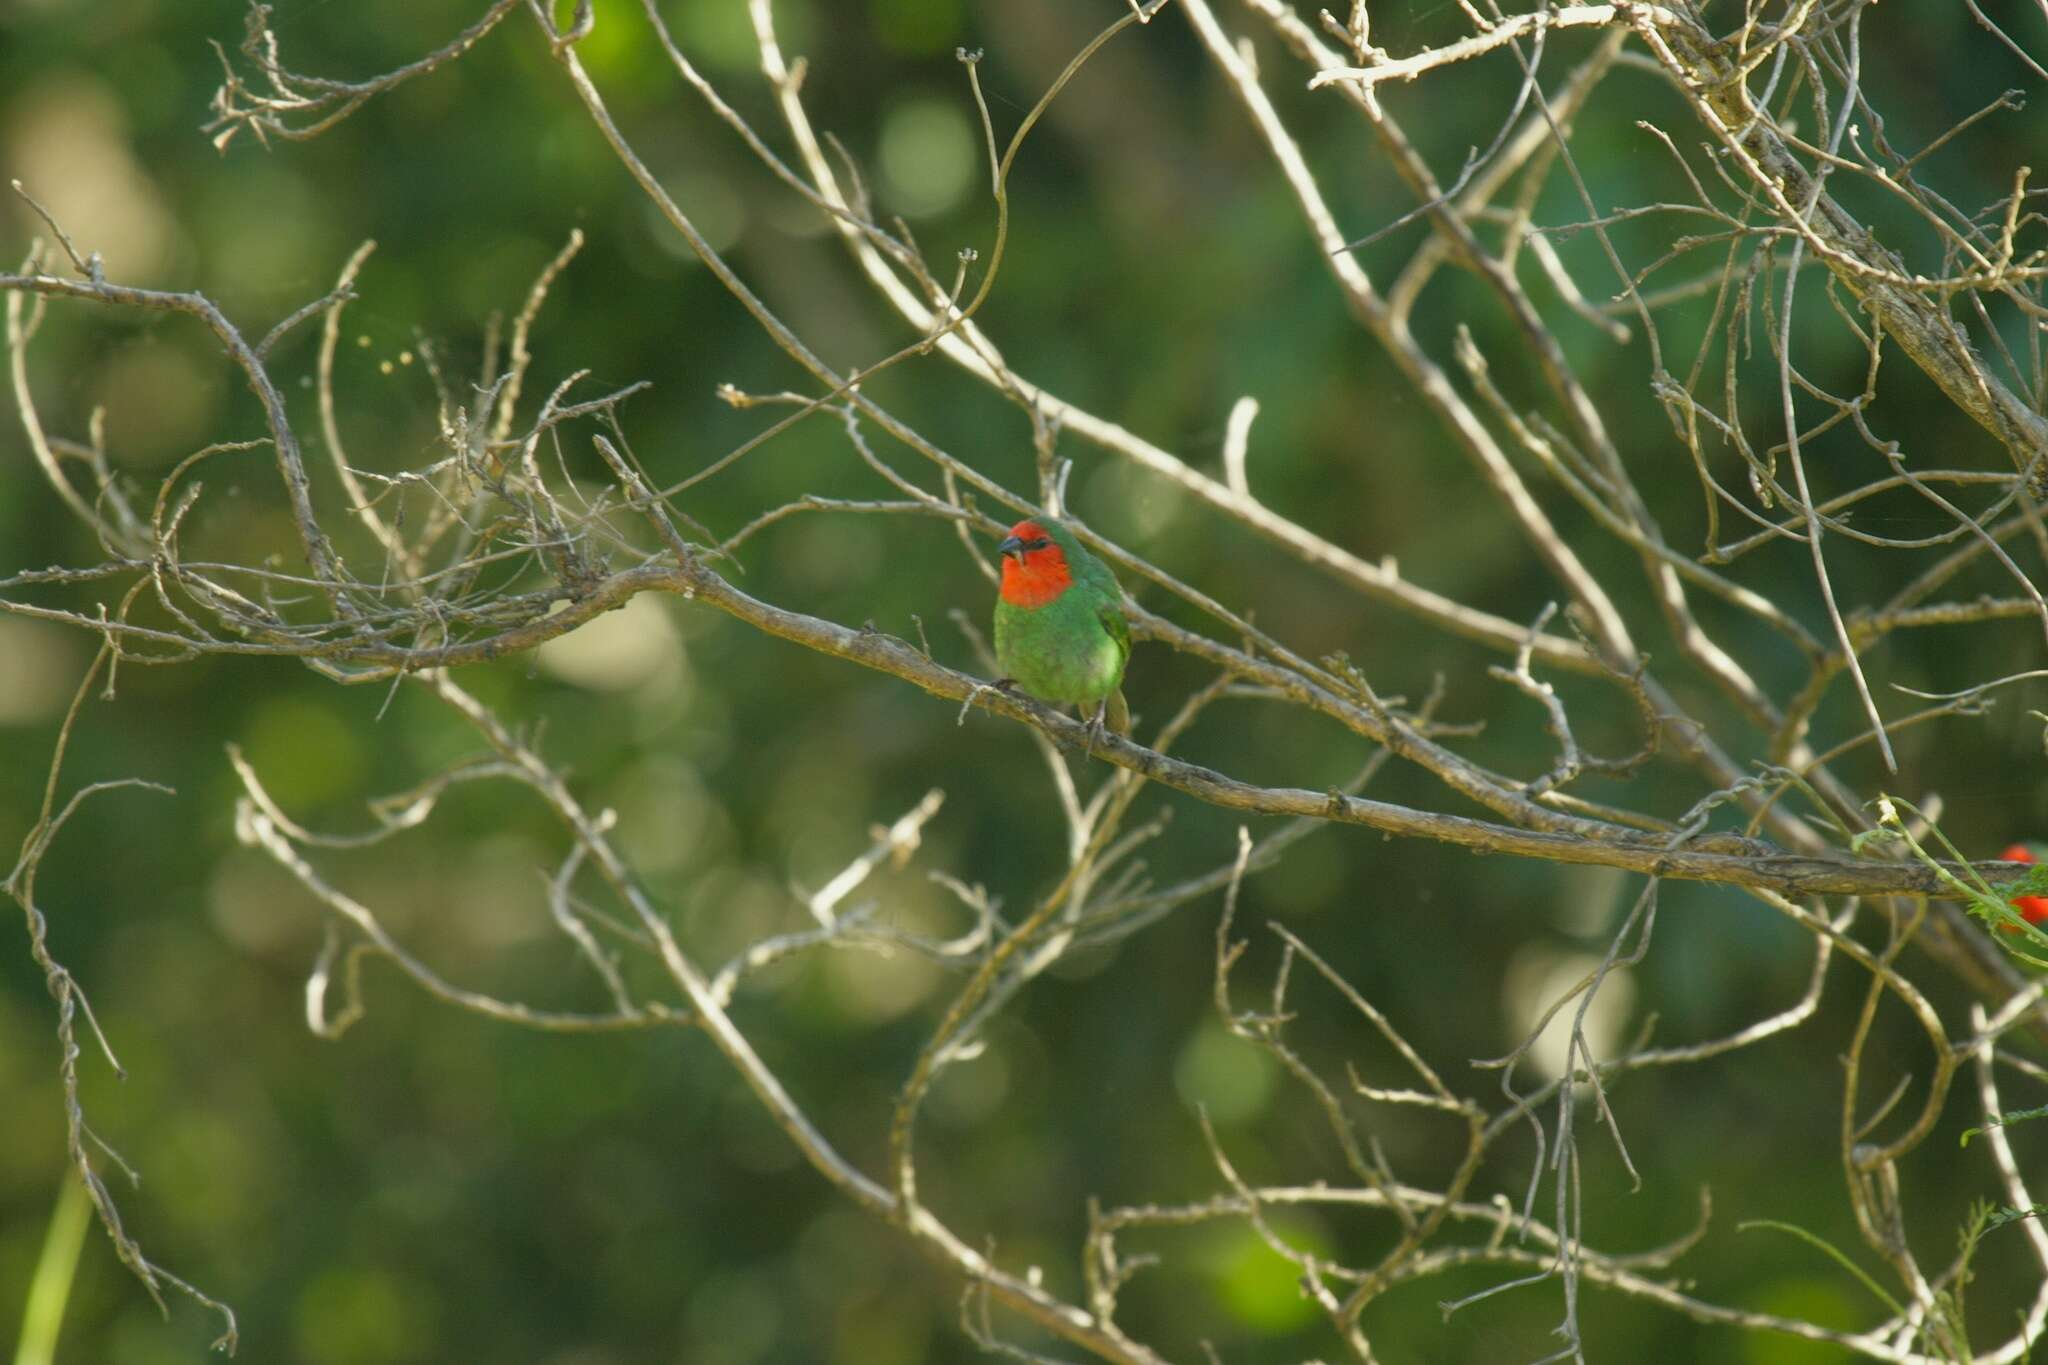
[1960,1103,2048,1147]
[1984,1205,2048,1233]
[2002,866,2048,900]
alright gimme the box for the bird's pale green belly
[994,594,1123,706]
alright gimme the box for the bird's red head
[2001,843,2048,928]
[997,519,1071,608]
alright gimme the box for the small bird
[1999,842,2048,932]
[993,515,1131,746]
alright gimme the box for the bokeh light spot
[97,340,224,467]
[537,592,684,700]
[3,70,178,281]
[1205,1217,1326,1331]
[239,694,368,811]
[0,619,86,727]
[1173,1019,1277,1125]
[878,97,977,219]
[1501,946,1637,1080]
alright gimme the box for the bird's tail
[1106,688,1131,737]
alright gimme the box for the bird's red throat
[1000,544,1072,608]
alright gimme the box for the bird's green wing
[1097,592,1133,736]
[1097,591,1132,670]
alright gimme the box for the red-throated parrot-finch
[993,516,1131,744]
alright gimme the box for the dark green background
[3,1,2046,1361]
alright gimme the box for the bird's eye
[1025,538,1051,552]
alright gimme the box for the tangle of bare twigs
[8,1,2048,1360]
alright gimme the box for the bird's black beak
[998,534,1026,563]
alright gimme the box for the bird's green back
[1037,519,1121,596]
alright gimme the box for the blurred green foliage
[3,1,2047,1362]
